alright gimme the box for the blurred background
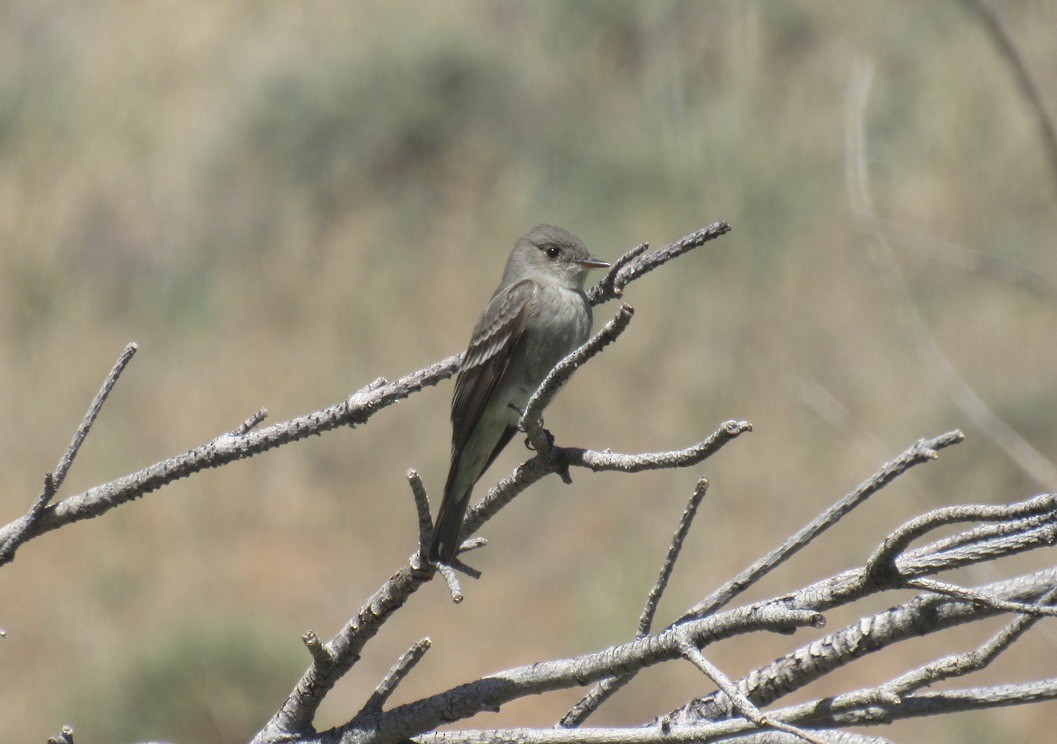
[1,1,1055,742]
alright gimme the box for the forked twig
[357,638,432,718]
[641,479,709,636]
[683,431,963,621]
[0,343,138,566]
[676,631,827,744]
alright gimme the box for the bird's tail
[427,462,473,564]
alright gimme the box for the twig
[664,677,1057,741]
[865,495,1057,582]
[559,479,710,727]
[905,577,1057,618]
[357,638,432,717]
[909,499,1057,557]
[563,431,960,728]
[670,568,1057,725]
[404,726,894,744]
[232,408,269,436]
[594,241,651,300]
[0,343,138,566]
[682,430,963,621]
[882,588,1057,698]
[408,469,433,556]
[437,563,465,604]
[676,631,827,744]
[327,602,823,743]
[791,509,1057,615]
[586,222,732,306]
[302,631,333,667]
[463,421,752,541]
[641,479,709,636]
[55,342,138,491]
[900,518,1057,578]
[0,352,460,560]
[521,304,635,454]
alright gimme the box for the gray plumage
[428,225,610,563]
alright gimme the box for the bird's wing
[450,278,538,455]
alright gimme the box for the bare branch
[521,304,635,454]
[671,568,1057,726]
[566,430,963,728]
[593,241,651,300]
[911,496,1057,556]
[676,631,827,744]
[412,726,894,744]
[0,343,137,566]
[436,562,465,604]
[55,342,138,491]
[560,479,710,727]
[641,479,708,637]
[257,557,435,739]
[357,638,432,718]
[664,676,1057,741]
[0,474,56,568]
[832,679,1057,727]
[900,515,1057,578]
[0,354,460,561]
[785,497,1057,615]
[864,494,1057,582]
[408,469,433,556]
[586,222,732,306]
[232,408,269,436]
[302,631,334,667]
[904,577,1057,619]
[326,602,823,743]
[462,420,752,542]
[879,587,1057,698]
[682,430,963,621]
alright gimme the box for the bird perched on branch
[427,225,610,564]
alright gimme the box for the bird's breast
[518,285,592,381]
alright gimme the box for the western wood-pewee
[427,225,610,564]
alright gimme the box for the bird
[427,225,610,564]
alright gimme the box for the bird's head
[505,224,610,290]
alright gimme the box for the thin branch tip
[302,631,333,666]
[358,637,434,718]
[437,562,465,603]
[233,408,269,436]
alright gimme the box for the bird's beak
[577,256,611,270]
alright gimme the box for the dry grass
[1,2,1056,742]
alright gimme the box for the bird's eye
[544,245,561,259]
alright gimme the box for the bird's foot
[524,426,555,452]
